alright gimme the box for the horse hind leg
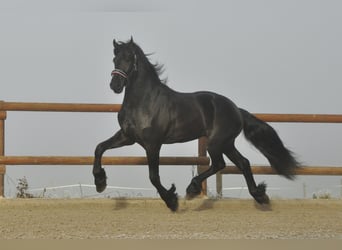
[186,143,226,199]
[224,144,270,204]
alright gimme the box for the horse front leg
[93,130,134,193]
[146,149,178,212]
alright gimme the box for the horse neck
[123,66,162,105]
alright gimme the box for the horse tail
[239,108,299,180]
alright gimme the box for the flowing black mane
[119,40,167,84]
[135,43,167,84]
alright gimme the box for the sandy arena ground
[0,198,341,239]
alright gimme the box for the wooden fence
[0,101,342,197]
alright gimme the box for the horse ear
[113,39,119,48]
[130,36,134,44]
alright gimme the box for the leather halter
[111,69,128,79]
[111,54,137,79]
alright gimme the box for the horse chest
[118,108,155,140]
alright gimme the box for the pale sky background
[1,0,342,199]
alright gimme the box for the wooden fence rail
[1,100,342,197]
[221,166,342,176]
[2,101,342,122]
[0,156,210,166]
[0,101,121,113]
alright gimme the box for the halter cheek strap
[111,69,128,79]
[111,53,138,78]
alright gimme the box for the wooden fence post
[0,101,6,197]
[216,171,223,198]
[198,137,208,196]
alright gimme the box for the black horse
[93,37,299,211]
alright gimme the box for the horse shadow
[254,200,273,211]
[112,197,129,210]
[178,198,218,213]
[179,198,273,212]
[194,199,218,211]
[193,199,273,212]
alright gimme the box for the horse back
[163,90,242,143]
[193,91,243,138]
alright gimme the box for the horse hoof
[96,182,107,193]
[186,191,201,200]
[254,182,269,204]
[167,196,179,212]
[94,170,107,193]
[186,180,202,199]
[95,177,107,193]
[255,194,270,205]
[165,184,178,212]
[261,194,270,204]
[95,176,107,193]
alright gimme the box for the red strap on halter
[111,69,128,79]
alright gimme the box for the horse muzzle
[110,76,126,93]
[110,69,128,93]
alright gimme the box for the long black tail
[239,108,299,180]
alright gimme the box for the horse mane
[130,42,168,84]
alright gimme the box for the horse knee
[94,143,105,158]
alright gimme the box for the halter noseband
[111,54,137,79]
[111,69,128,79]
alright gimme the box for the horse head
[110,37,137,93]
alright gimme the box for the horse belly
[164,114,206,144]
